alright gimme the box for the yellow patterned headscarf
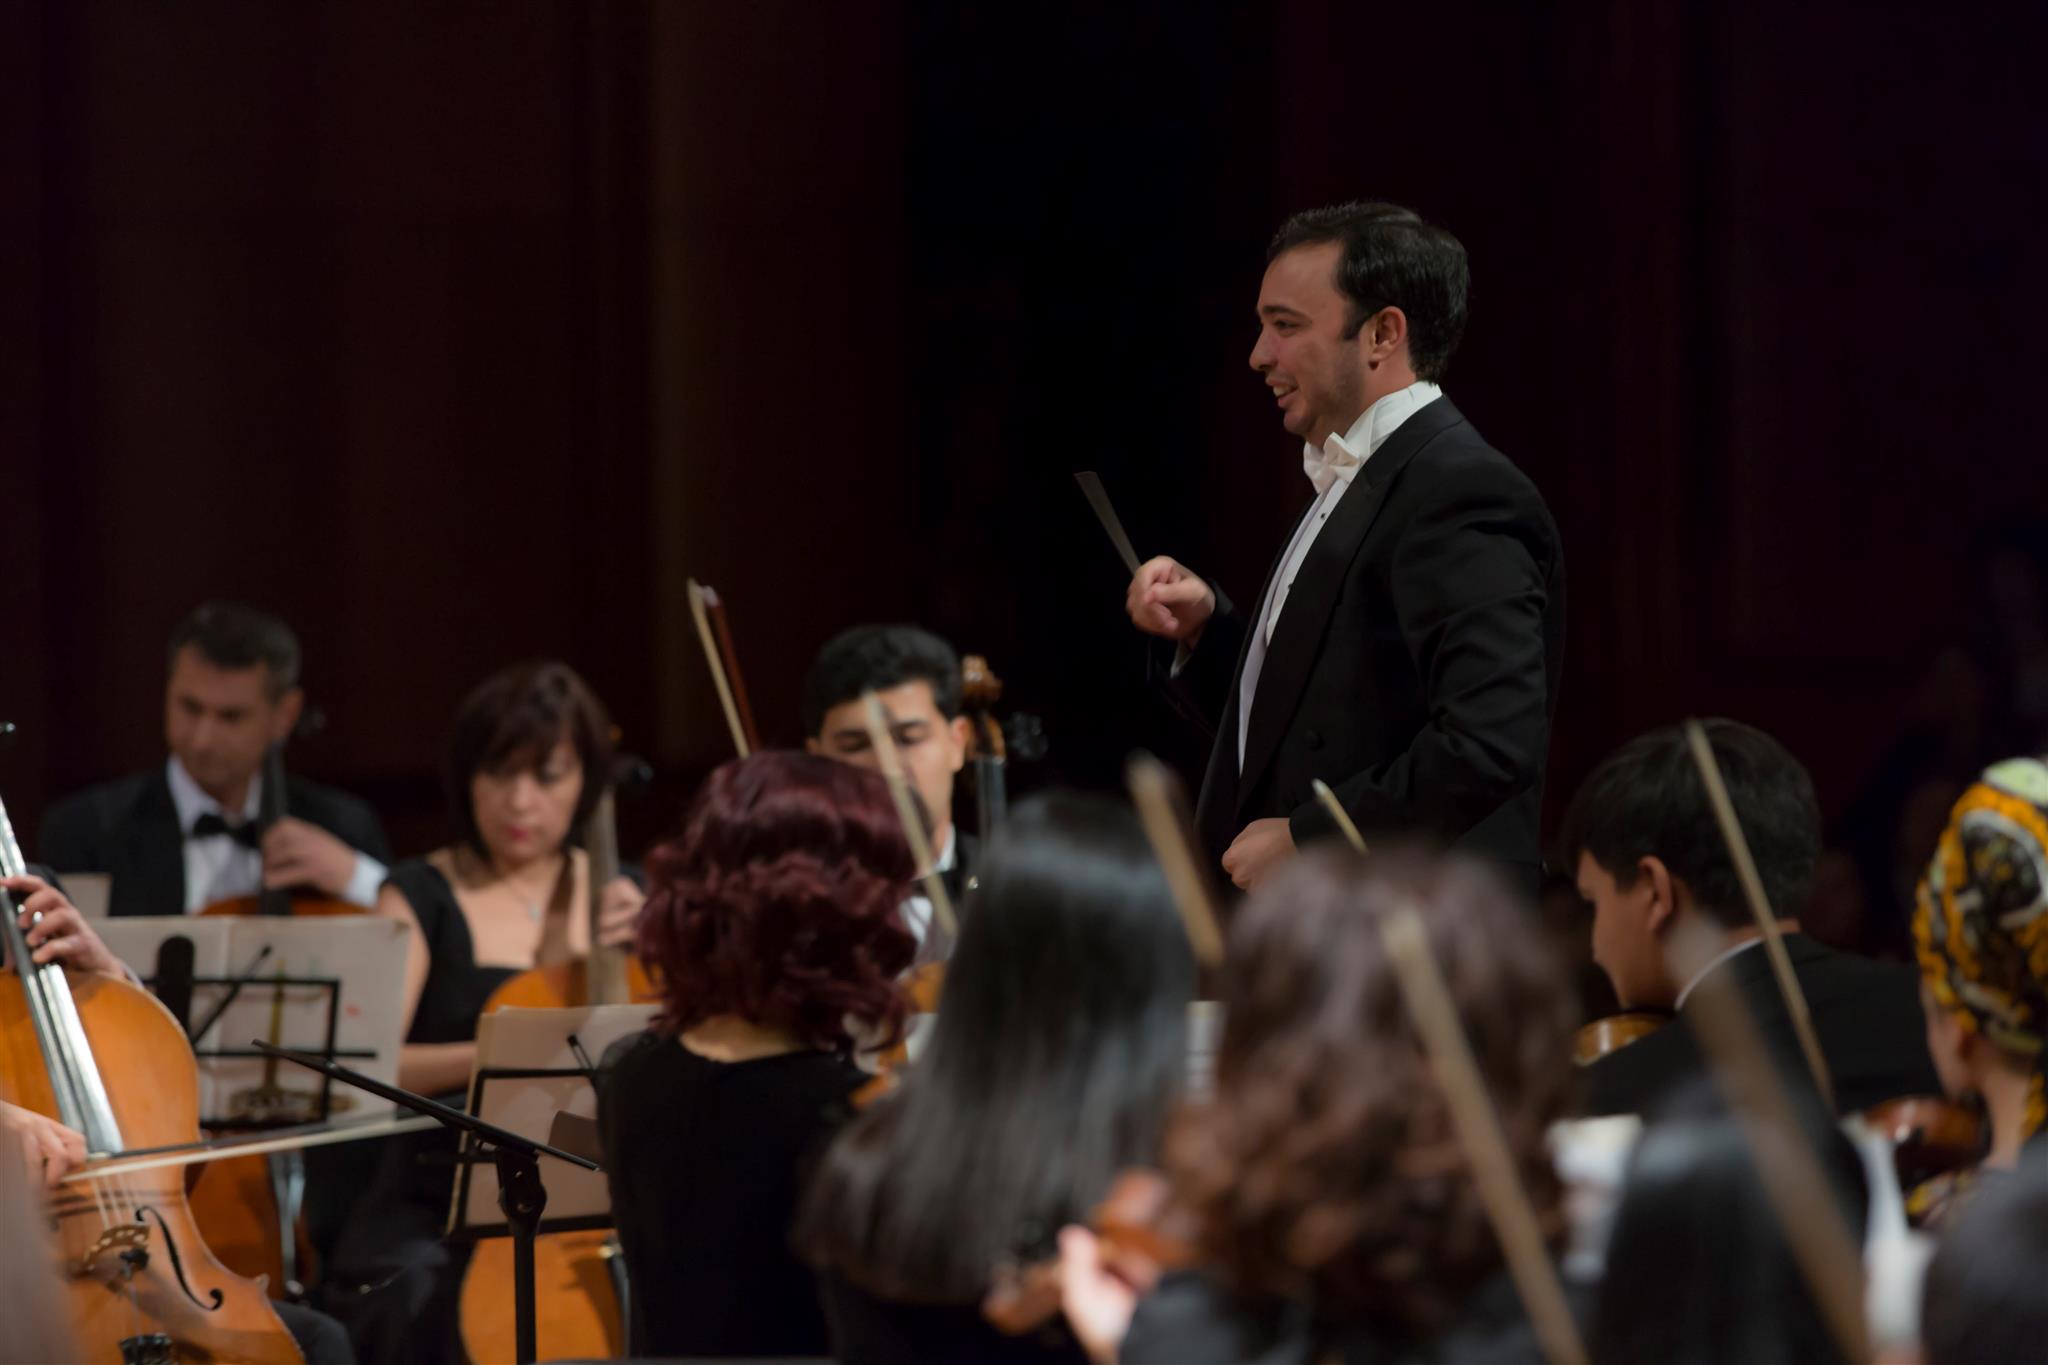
[1913,756,2048,1140]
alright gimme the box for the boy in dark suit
[40,602,390,918]
[1128,202,1563,893]
[1564,718,1941,1117]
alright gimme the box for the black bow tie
[190,812,262,849]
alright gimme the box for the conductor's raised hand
[1125,556,1215,645]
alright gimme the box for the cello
[191,722,362,1302]
[0,788,303,1363]
[456,752,658,1364]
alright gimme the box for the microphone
[154,934,197,1036]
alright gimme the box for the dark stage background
[6,2,2045,952]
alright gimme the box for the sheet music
[95,916,409,1127]
[450,1003,660,1234]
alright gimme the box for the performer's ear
[1363,304,1409,369]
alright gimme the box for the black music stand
[253,1040,599,1365]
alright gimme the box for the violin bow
[1310,778,1370,856]
[861,691,958,941]
[1662,917,1873,1362]
[1379,907,1590,1365]
[1682,719,1834,1109]
[687,579,760,756]
[1125,754,1226,970]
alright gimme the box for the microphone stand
[252,1040,598,1365]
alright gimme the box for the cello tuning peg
[612,755,655,793]
[294,708,330,741]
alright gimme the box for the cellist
[320,660,641,1363]
[1,868,359,1364]
[39,603,392,917]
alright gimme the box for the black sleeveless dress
[319,858,520,1365]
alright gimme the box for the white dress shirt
[1674,935,1768,1010]
[899,825,957,951]
[1234,381,1442,768]
[167,756,386,912]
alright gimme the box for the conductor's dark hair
[445,661,614,857]
[1558,719,1822,929]
[797,792,1194,1300]
[1590,1082,1870,1365]
[166,602,301,700]
[800,624,961,738]
[1268,201,1470,383]
[1921,1156,2048,1365]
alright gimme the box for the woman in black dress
[321,661,641,1364]
[798,792,1196,1365]
[1059,847,1582,1365]
[597,750,918,1359]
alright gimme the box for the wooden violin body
[1863,1094,1987,1189]
[983,1167,1196,1337]
[1571,1010,1672,1064]
[0,966,302,1363]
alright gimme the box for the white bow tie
[1303,435,1364,497]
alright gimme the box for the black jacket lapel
[1237,399,1467,807]
[120,772,190,917]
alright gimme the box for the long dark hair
[1590,1083,1870,1365]
[796,792,1195,1301]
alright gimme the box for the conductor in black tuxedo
[1129,202,1564,892]
[40,602,392,918]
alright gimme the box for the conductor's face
[1249,240,1369,449]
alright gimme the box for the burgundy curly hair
[637,751,918,1054]
[1166,845,1576,1334]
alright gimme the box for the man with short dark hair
[801,624,973,955]
[40,602,391,918]
[1127,201,1564,893]
[1564,718,1940,1116]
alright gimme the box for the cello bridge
[76,1224,149,1276]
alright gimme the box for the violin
[1863,1094,1987,1190]
[0,790,304,1363]
[1571,1010,1673,1065]
[457,751,658,1365]
[1572,1008,1987,1189]
[982,1167,1198,1336]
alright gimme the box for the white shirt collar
[166,756,261,834]
[1674,935,1768,1010]
[1304,380,1444,487]
[933,826,957,874]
